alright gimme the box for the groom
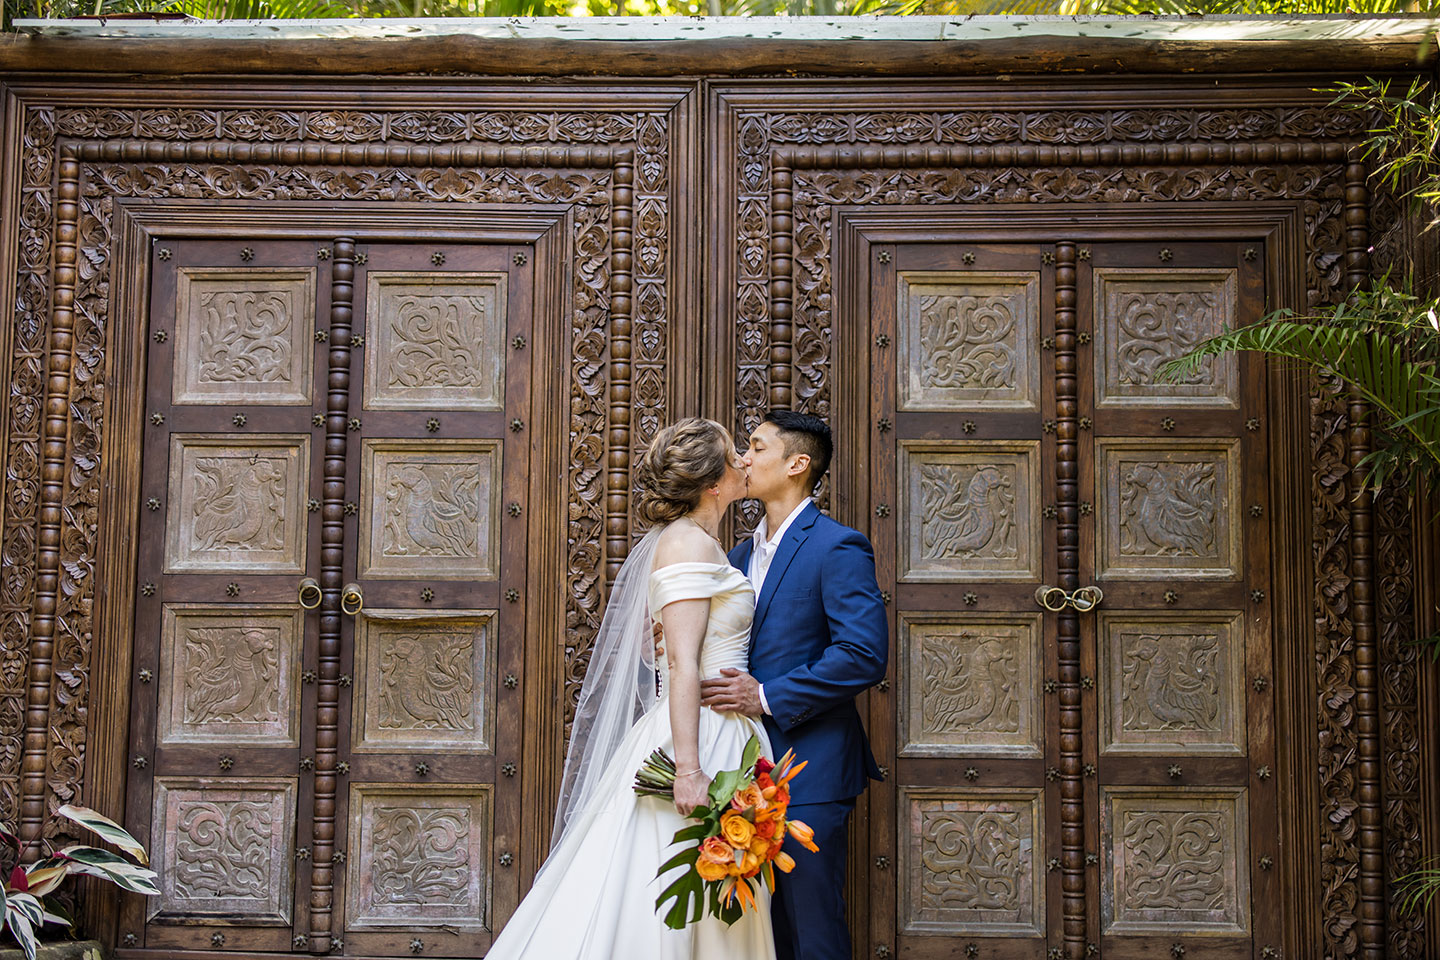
[700,410,889,960]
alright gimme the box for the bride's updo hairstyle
[636,418,733,525]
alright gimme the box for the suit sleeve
[759,529,890,732]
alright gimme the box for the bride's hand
[673,770,711,817]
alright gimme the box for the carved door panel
[867,242,1057,960]
[1080,241,1276,960]
[331,241,531,958]
[864,238,1277,960]
[126,238,326,954]
[124,237,534,958]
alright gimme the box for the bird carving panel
[158,604,301,746]
[359,440,500,580]
[1100,612,1246,757]
[900,441,1042,582]
[164,436,310,574]
[901,613,1043,758]
[1095,439,1241,580]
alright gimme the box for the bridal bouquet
[633,735,816,929]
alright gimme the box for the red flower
[756,756,774,776]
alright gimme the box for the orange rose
[731,784,765,812]
[696,857,729,882]
[749,834,772,856]
[738,850,762,876]
[755,817,778,839]
[721,811,756,847]
[699,835,734,866]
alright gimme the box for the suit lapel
[752,502,819,637]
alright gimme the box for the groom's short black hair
[763,410,832,493]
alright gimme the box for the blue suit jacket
[729,501,889,805]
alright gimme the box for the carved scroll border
[763,137,1353,960]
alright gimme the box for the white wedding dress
[485,561,777,960]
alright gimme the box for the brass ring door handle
[1034,585,1104,613]
[298,578,322,610]
[341,582,364,617]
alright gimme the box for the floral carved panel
[1098,611,1246,757]
[899,613,1043,758]
[1094,438,1242,580]
[346,784,491,930]
[163,435,310,574]
[157,604,301,747]
[358,439,500,581]
[351,609,493,754]
[896,271,1041,411]
[1100,787,1249,935]
[898,787,1044,937]
[1093,268,1240,410]
[149,777,297,923]
[172,266,316,406]
[898,440,1041,582]
[362,271,507,411]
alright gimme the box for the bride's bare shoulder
[654,521,722,568]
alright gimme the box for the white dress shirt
[748,497,813,716]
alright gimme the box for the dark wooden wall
[0,68,1432,959]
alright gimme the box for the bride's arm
[654,526,717,817]
[659,595,709,816]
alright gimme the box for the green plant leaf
[55,846,159,896]
[56,805,150,865]
[4,903,36,960]
[21,862,68,899]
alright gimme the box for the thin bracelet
[675,766,704,777]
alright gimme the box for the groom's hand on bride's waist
[699,668,764,717]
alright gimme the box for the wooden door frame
[829,202,1316,958]
[88,199,574,947]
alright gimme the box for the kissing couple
[485,411,889,960]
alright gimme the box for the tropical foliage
[0,805,158,960]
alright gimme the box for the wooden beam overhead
[3,15,1438,77]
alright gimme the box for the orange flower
[749,834,772,857]
[757,772,774,790]
[731,784,766,812]
[721,811,756,847]
[755,817,778,840]
[786,819,819,853]
[698,836,733,867]
[774,850,797,873]
[738,850,761,875]
[696,857,729,882]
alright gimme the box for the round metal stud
[961,252,976,265]
[240,247,254,261]
[1085,852,1099,866]
[876,418,892,433]
[350,334,364,347]
[150,412,164,426]
[962,420,976,434]
[499,852,514,867]
[510,418,525,432]
[963,592,978,606]
[410,939,424,954]
[1250,504,1264,517]
[1045,767,1060,782]
[147,497,161,511]
[876,250,891,263]
[141,583,156,597]
[218,756,233,771]
[1079,501,1093,516]
[1252,589,1266,602]
[1246,417,1261,431]
[334,850,346,864]
[1047,857,1060,872]
[157,247,172,261]
[133,756,147,769]
[1080,675,1094,690]
[1170,944,1184,958]
[514,252,528,265]
[139,669,153,683]
[1049,948,1063,960]
[354,251,368,266]
[1077,332,1092,346]
[344,501,357,516]
[879,590,891,605]
[1259,856,1274,870]
[316,247,330,261]
[502,762,516,777]
[875,947,891,959]
[303,670,317,684]
[965,944,978,959]
[420,588,435,602]
[1161,416,1176,431]
[1078,248,1092,261]
[225,582,240,597]
[508,502,522,517]
[1159,248,1173,262]
[347,417,361,431]
[1261,949,1278,960]
[315,330,328,342]
[1163,590,1179,605]
[1244,247,1258,262]
[415,762,429,776]
[293,935,307,948]
[1042,419,1056,434]
[338,674,352,688]
[1083,763,1096,777]
[300,757,314,771]
[308,498,320,512]
[504,674,518,689]
[1168,764,1183,779]
[874,504,890,518]
[874,334,890,348]
[1042,505,1057,519]
[877,678,890,692]
[337,761,350,774]
[1257,765,1272,780]
[877,765,888,778]
[431,251,446,265]
[211,932,224,947]
[313,413,325,426]
[1041,251,1056,265]
[426,417,441,432]
[964,767,979,781]
[153,329,167,343]
[512,335,526,350]
[1254,676,1268,692]
[1043,679,1058,694]
[123,934,137,947]
[1041,336,1055,350]
[232,414,246,427]
[875,855,889,869]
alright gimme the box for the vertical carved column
[768,150,794,410]
[309,238,354,953]
[1344,158,1385,960]
[20,154,79,853]
[606,152,634,579]
[1053,241,1086,957]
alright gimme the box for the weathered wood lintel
[2,15,1438,77]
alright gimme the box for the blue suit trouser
[772,799,855,960]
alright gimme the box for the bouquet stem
[633,747,680,799]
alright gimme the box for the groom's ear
[787,453,812,480]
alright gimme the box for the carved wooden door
[123,236,533,958]
[863,237,1277,960]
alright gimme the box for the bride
[485,418,777,959]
